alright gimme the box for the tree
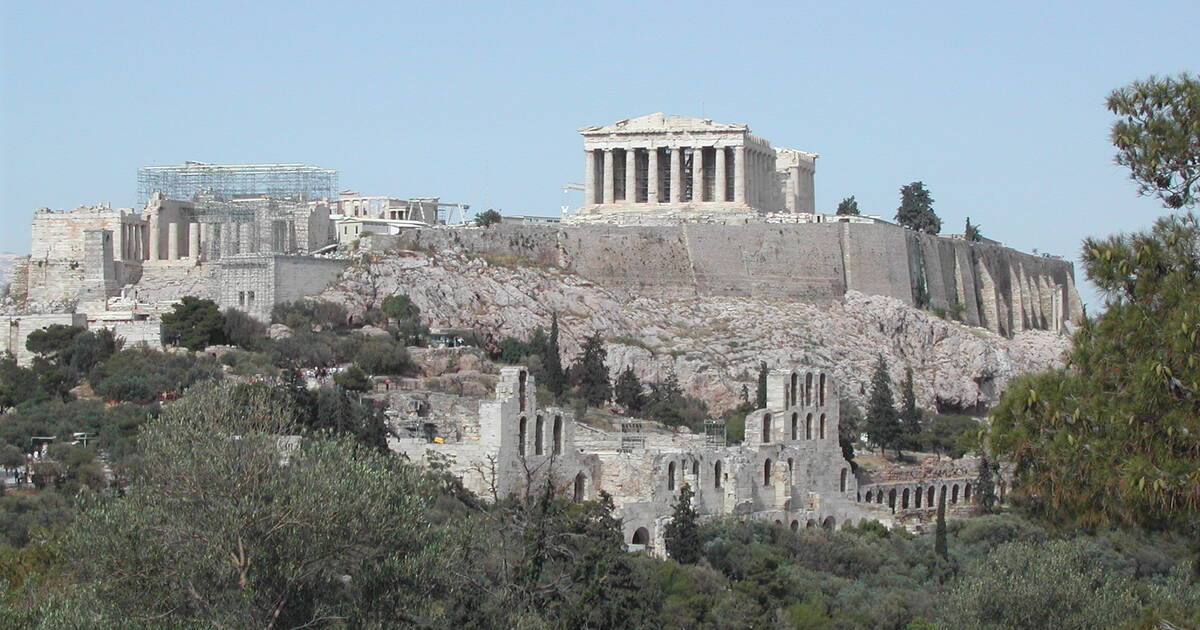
[475,209,502,227]
[835,196,860,216]
[61,383,452,628]
[934,491,948,559]
[334,365,372,392]
[614,366,645,414]
[161,296,226,350]
[899,367,922,450]
[977,456,997,514]
[1107,73,1200,209]
[865,356,902,457]
[380,294,420,322]
[570,332,610,407]
[221,307,266,350]
[964,217,982,242]
[664,483,701,564]
[838,397,862,467]
[544,313,565,397]
[755,362,768,409]
[25,325,84,361]
[895,181,941,234]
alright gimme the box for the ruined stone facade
[395,366,971,553]
[574,113,816,221]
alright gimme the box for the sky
[1,1,1197,309]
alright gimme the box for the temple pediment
[579,113,749,135]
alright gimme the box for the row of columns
[585,146,752,206]
[146,220,205,262]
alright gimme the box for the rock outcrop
[321,250,1071,414]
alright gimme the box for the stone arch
[573,472,586,502]
[819,413,827,439]
[774,519,783,526]
[518,370,527,412]
[668,461,676,491]
[865,490,873,503]
[951,484,960,504]
[631,527,650,546]
[763,459,772,486]
[552,416,563,455]
[806,519,816,528]
[902,488,910,509]
[927,486,935,506]
[965,483,972,502]
[805,373,814,406]
[822,516,835,530]
[914,486,922,508]
[518,416,527,456]
[713,460,722,488]
[805,413,813,440]
[790,412,799,440]
[840,468,848,492]
[790,372,798,407]
[762,413,772,443]
[692,460,700,479]
[790,520,799,532]
[888,488,897,509]
[534,415,544,455]
[819,373,827,406]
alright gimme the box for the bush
[89,349,222,404]
[354,337,414,375]
[271,299,349,332]
[222,308,267,350]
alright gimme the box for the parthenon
[575,113,817,217]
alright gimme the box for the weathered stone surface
[322,251,1070,414]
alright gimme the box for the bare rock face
[321,251,1070,414]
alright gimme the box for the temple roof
[578,113,749,135]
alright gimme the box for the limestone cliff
[321,250,1070,415]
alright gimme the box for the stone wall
[216,255,352,321]
[0,313,87,365]
[395,220,1080,335]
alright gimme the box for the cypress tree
[544,313,565,397]
[866,355,902,457]
[664,483,701,564]
[895,181,941,234]
[900,367,922,451]
[935,491,948,559]
[613,366,645,414]
[570,332,610,407]
[976,456,997,514]
[755,362,768,409]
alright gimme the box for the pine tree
[664,483,701,564]
[964,217,982,242]
[835,196,860,216]
[900,367,922,451]
[613,366,645,414]
[544,313,565,397]
[755,362,768,409]
[976,456,997,514]
[866,355,902,457]
[895,181,941,234]
[935,491,948,559]
[570,332,610,407]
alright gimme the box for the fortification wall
[1,313,87,365]
[392,221,1079,335]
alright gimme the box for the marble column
[647,147,659,203]
[189,222,201,261]
[692,147,705,202]
[734,147,747,203]
[602,150,615,205]
[148,218,160,261]
[625,148,637,203]
[167,223,180,261]
[669,147,682,204]
[240,222,255,254]
[584,149,597,205]
[716,147,728,202]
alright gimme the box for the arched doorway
[713,461,722,488]
[535,416,544,455]
[951,484,960,504]
[888,489,897,510]
[631,527,650,546]
[668,461,676,491]
[840,468,848,492]
[763,459,773,486]
[819,414,826,439]
[573,472,586,503]
[901,488,910,509]
[517,416,527,456]
[790,520,799,532]
[926,486,935,506]
[762,413,772,444]
[914,487,922,508]
[865,490,873,503]
[822,516,835,530]
[552,416,563,455]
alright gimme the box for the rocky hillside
[321,250,1071,414]
[0,253,22,290]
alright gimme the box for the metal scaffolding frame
[137,161,339,204]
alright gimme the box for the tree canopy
[1107,73,1200,209]
[866,356,902,456]
[835,196,860,216]
[895,182,941,234]
[475,209,502,227]
[161,296,226,350]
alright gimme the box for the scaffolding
[137,161,339,204]
[704,420,727,448]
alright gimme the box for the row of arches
[667,458,725,492]
[760,458,851,494]
[861,480,1007,510]
[516,415,563,457]
[786,371,828,408]
[762,412,827,443]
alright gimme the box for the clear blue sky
[2,1,1196,308]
